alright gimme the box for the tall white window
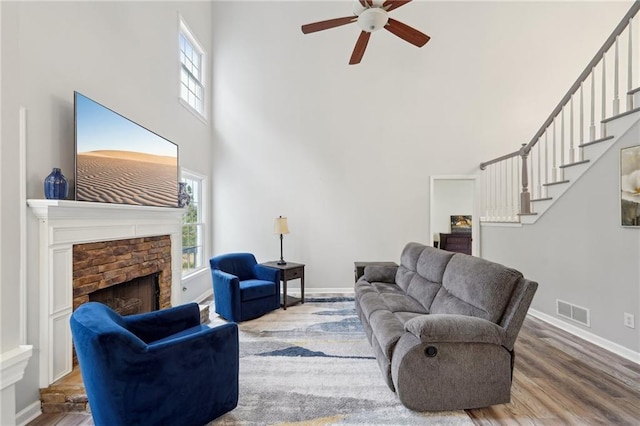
[181,170,205,276]
[179,18,205,118]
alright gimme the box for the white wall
[211,1,631,290]
[481,120,640,355]
[0,1,214,418]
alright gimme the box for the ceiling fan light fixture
[357,8,388,32]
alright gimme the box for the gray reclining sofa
[355,242,538,411]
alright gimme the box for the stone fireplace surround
[28,200,184,388]
[72,236,172,313]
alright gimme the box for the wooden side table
[354,261,398,283]
[261,261,305,310]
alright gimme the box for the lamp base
[277,260,287,265]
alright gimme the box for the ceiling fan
[301,0,430,65]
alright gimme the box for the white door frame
[429,175,480,256]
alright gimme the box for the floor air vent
[557,300,590,327]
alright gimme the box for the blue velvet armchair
[210,253,280,322]
[70,302,238,426]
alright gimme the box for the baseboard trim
[529,309,640,365]
[294,288,355,296]
[16,400,41,426]
[193,288,213,304]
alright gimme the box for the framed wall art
[620,144,640,227]
[450,215,472,233]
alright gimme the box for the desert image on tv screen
[75,93,178,208]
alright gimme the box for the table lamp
[273,216,290,265]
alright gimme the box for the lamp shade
[274,216,290,234]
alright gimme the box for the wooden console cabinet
[439,233,472,255]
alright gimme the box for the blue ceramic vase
[44,168,69,200]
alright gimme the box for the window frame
[181,169,207,278]
[178,16,207,122]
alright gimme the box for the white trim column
[0,346,33,426]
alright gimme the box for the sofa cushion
[395,243,454,298]
[415,246,455,283]
[370,310,406,360]
[363,265,398,283]
[359,292,391,319]
[378,293,428,315]
[431,254,522,323]
[372,282,405,295]
[405,275,440,312]
[395,266,415,292]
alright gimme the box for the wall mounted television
[74,91,179,208]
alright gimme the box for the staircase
[480,2,640,225]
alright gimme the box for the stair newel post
[520,144,532,215]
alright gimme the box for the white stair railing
[480,2,640,222]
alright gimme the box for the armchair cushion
[124,302,201,344]
[240,279,277,301]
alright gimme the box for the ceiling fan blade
[301,16,356,34]
[383,0,412,12]
[359,0,374,6]
[384,17,430,47]
[349,31,371,65]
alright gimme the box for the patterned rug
[208,297,473,425]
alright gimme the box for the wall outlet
[624,313,635,329]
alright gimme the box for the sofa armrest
[404,314,505,346]
[124,303,201,343]
[363,265,398,283]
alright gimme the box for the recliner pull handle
[424,346,437,357]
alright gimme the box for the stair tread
[579,135,615,148]
[531,197,553,202]
[518,212,538,216]
[543,180,570,187]
[602,105,640,123]
[560,159,590,169]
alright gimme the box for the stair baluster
[627,18,633,110]
[601,54,607,138]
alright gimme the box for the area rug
[208,297,473,425]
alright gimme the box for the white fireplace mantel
[28,199,185,387]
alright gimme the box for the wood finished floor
[27,316,639,426]
[466,316,640,425]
